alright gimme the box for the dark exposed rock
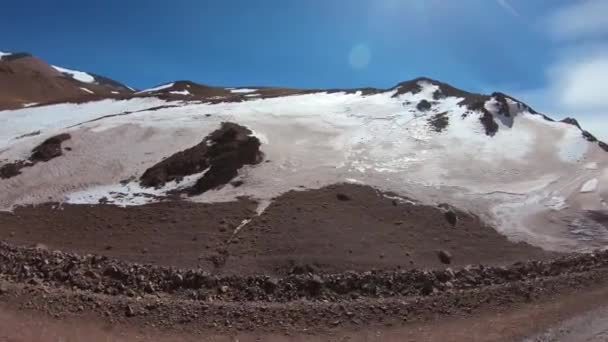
[599,141,608,152]
[140,122,263,195]
[444,211,458,227]
[582,131,598,142]
[0,241,606,303]
[416,100,432,111]
[428,112,449,132]
[561,117,581,128]
[393,77,490,108]
[0,133,71,179]
[336,193,351,201]
[0,161,28,179]
[125,304,136,317]
[438,250,452,265]
[30,133,71,162]
[491,92,511,117]
[263,277,279,294]
[479,109,499,136]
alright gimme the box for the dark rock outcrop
[30,133,71,162]
[0,133,71,179]
[417,99,432,111]
[428,112,449,132]
[491,92,511,117]
[140,122,263,195]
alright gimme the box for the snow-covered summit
[0,77,606,253]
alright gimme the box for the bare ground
[0,184,555,274]
[0,183,602,341]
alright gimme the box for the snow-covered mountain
[0,70,606,253]
[0,51,133,109]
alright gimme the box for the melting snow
[169,90,190,95]
[0,97,169,147]
[581,178,599,193]
[66,170,208,207]
[52,65,95,83]
[1,82,606,252]
[543,196,569,211]
[585,162,598,170]
[136,83,174,94]
[230,88,257,94]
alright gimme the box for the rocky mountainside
[2,52,608,340]
[0,70,606,255]
[0,51,133,110]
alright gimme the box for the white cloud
[496,0,520,17]
[513,1,608,141]
[549,52,608,111]
[514,49,608,141]
[546,0,608,40]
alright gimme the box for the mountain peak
[0,51,133,109]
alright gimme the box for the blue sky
[1,0,607,137]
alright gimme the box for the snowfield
[0,51,12,60]
[136,83,175,94]
[52,65,96,83]
[1,80,607,252]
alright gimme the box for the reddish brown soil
[0,184,554,275]
[0,54,131,109]
[0,245,606,340]
[227,184,554,275]
[0,200,257,269]
[3,278,608,342]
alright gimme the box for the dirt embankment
[0,240,606,337]
[0,184,554,274]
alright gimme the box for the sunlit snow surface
[52,65,96,83]
[1,81,607,252]
[136,83,175,94]
[230,88,257,94]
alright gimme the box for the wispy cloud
[496,0,519,17]
[546,0,608,40]
[513,1,608,140]
[520,47,608,113]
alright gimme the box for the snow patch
[585,162,598,170]
[0,51,12,60]
[581,178,599,193]
[52,65,95,83]
[66,169,208,207]
[169,90,190,95]
[543,196,569,211]
[80,87,94,94]
[230,88,257,94]
[21,102,38,108]
[248,129,269,145]
[136,83,175,94]
[0,97,169,148]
